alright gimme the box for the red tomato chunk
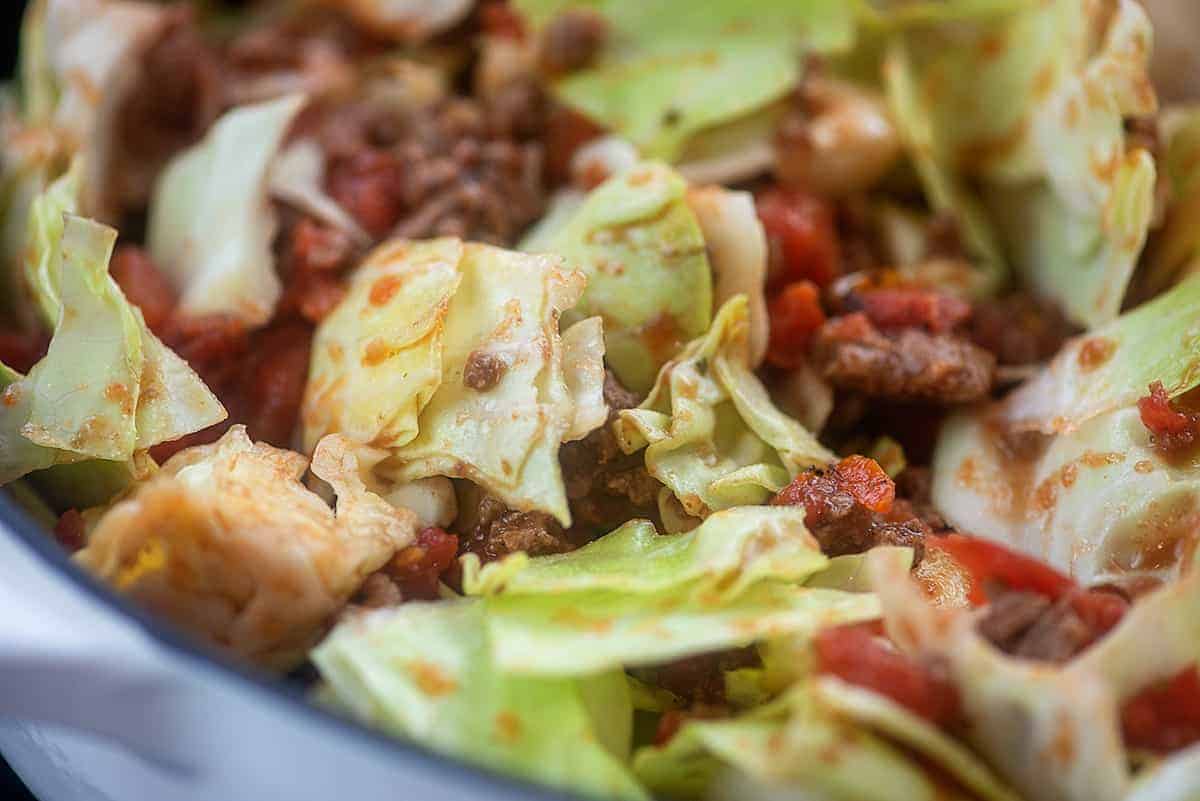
[756,188,841,290]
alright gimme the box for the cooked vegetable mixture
[3,1,1200,799]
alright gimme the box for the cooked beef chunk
[895,467,950,533]
[812,312,995,403]
[539,8,609,75]
[455,486,570,561]
[970,293,1076,366]
[977,586,1131,663]
[976,589,1052,649]
[633,647,760,706]
[462,350,509,391]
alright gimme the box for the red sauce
[756,187,840,290]
[766,280,825,369]
[388,527,461,600]
[1122,667,1200,753]
[855,287,970,334]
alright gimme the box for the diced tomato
[929,534,1075,606]
[856,287,970,334]
[389,527,461,600]
[53,509,86,553]
[0,330,49,374]
[766,280,825,368]
[815,621,962,727]
[1122,667,1200,753]
[756,187,840,290]
[110,245,177,333]
[1137,381,1200,454]
[772,455,895,519]
[326,149,406,239]
[240,322,313,448]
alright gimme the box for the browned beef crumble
[894,467,950,533]
[455,486,570,561]
[538,8,609,75]
[969,293,1076,366]
[976,586,1130,663]
[632,647,761,706]
[462,349,509,391]
[811,312,995,403]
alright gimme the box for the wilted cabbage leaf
[615,297,832,522]
[932,275,1200,584]
[1139,107,1200,295]
[884,0,1157,324]
[523,162,712,393]
[78,429,415,670]
[148,93,307,327]
[516,0,856,161]
[304,238,602,525]
[312,599,648,800]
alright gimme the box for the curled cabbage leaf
[516,1,856,161]
[932,275,1200,584]
[866,549,1200,801]
[1140,107,1200,295]
[522,162,712,393]
[884,0,1157,322]
[313,600,648,800]
[303,238,603,525]
[1,178,224,490]
[77,428,415,670]
[460,506,877,676]
[147,94,307,327]
[615,297,832,522]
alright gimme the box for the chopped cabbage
[313,600,648,800]
[615,297,832,522]
[515,1,856,161]
[303,238,603,525]
[147,94,307,327]
[77,429,415,670]
[523,162,712,393]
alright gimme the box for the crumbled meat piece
[895,467,950,532]
[772,455,928,564]
[110,7,221,215]
[1138,381,1200,457]
[559,371,660,535]
[543,104,606,183]
[811,313,995,403]
[634,647,760,707]
[977,586,1130,663]
[456,488,570,561]
[976,589,1052,649]
[539,8,609,75]
[462,350,508,391]
[969,293,1076,366]
[1008,596,1097,662]
[53,509,87,553]
[851,287,971,334]
[0,330,49,374]
[110,245,177,333]
[925,211,965,260]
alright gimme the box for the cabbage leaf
[312,599,648,800]
[78,429,415,671]
[147,93,307,328]
[303,239,602,525]
[522,162,712,393]
[615,297,832,521]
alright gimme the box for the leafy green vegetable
[883,0,1158,324]
[516,0,856,161]
[615,297,832,522]
[304,239,603,525]
[633,684,959,801]
[463,506,826,601]
[312,600,648,800]
[522,162,712,393]
[1139,107,1200,295]
[147,93,307,327]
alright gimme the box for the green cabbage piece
[461,506,875,676]
[1,174,224,490]
[463,506,827,601]
[522,162,712,393]
[931,274,1200,584]
[515,1,856,161]
[303,238,603,525]
[868,549,1200,801]
[312,600,648,801]
[615,297,833,522]
[632,684,964,801]
[883,0,1157,325]
[147,94,307,327]
[1140,107,1200,295]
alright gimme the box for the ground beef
[772,455,929,564]
[539,8,609,75]
[462,350,508,391]
[559,371,661,536]
[111,7,221,217]
[455,486,570,561]
[970,293,1076,366]
[633,647,760,707]
[895,467,950,533]
[850,287,971,334]
[277,216,360,324]
[977,586,1130,663]
[811,312,995,404]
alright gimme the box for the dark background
[2,2,43,797]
